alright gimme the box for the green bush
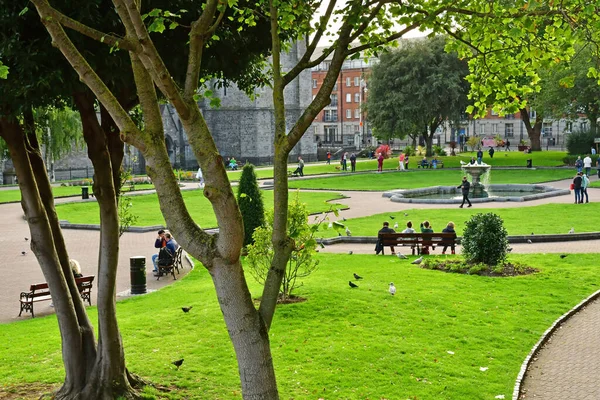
[237,163,265,246]
[566,129,596,155]
[433,145,447,156]
[403,145,415,156]
[461,213,509,266]
[246,193,319,301]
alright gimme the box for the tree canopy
[367,36,470,155]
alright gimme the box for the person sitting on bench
[375,221,396,255]
[419,220,434,254]
[441,222,456,254]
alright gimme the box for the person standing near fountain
[573,172,583,204]
[458,176,472,208]
[477,149,483,164]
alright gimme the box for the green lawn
[226,151,569,180]
[0,184,155,204]
[288,168,575,191]
[319,202,599,237]
[56,190,347,227]
[1,253,598,399]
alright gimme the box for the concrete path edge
[512,288,600,400]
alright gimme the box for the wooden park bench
[156,247,184,281]
[378,233,457,255]
[19,275,95,318]
[417,160,444,169]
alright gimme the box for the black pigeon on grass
[181,306,193,313]
[353,273,363,280]
[349,281,358,288]
[560,254,568,259]
[172,359,184,369]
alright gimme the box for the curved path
[2,175,600,400]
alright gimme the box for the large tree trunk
[74,91,138,399]
[520,108,543,151]
[0,117,90,397]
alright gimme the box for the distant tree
[367,36,470,156]
[237,163,265,247]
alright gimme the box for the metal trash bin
[82,186,89,199]
[526,159,532,168]
[130,256,147,295]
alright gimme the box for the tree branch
[282,0,337,87]
[30,0,135,51]
[31,0,144,149]
[185,0,224,99]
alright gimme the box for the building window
[346,77,351,87]
[530,109,536,119]
[333,82,337,91]
[354,77,359,86]
[505,123,514,137]
[354,93,360,103]
[323,62,330,71]
[324,110,338,122]
[580,121,588,131]
[355,108,360,119]
[479,125,485,136]
[312,79,317,88]
[346,93,351,103]
[346,109,352,119]
[324,125,338,143]
[543,123,553,137]
[565,121,573,133]
[492,124,498,134]
[505,113,515,120]
[330,94,338,107]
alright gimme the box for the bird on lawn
[527,239,533,244]
[393,222,399,230]
[459,160,467,165]
[390,215,396,219]
[181,306,193,313]
[507,247,513,252]
[328,222,333,229]
[319,242,325,249]
[568,227,575,234]
[172,359,184,369]
[342,217,347,221]
[404,213,409,217]
[21,251,27,256]
[349,281,359,288]
[411,256,423,265]
[353,273,363,280]
[396,253,408,259]
[531,232,535,235]
[345,227,352,237]
[389,282,396,296]
[348,250,353,255]
[560,254,568,259]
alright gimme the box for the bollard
[130,256,147,295]
[526,159,532,168]
[81,186,89,199]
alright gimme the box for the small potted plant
[518,139,529,152]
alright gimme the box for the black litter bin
[130,256,147,295]
[82,186,89,199]
[526,159,532,168]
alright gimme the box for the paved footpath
[2,175,600,400]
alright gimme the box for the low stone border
[383,184,570,204]
[318,232,600,245]
[512,289,600,400]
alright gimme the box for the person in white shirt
[583,155,593,176]
[196,167,204,188]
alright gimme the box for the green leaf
[18,7,28,16]
[211,34,220,41]
[148,18,166,33]
[209,97,221,108]
[0,64,8,79]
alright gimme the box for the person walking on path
[575,156,583,174]
[488,146,495,159]
[326,151,331,164]
[458,176,472,208]
[582,172,590,203]
[477,149,483,164]
[583,154,592,176]
[350,153,357,172]
[293,156,305,177]
[377,153,384,172]
[196,167,204,188]
[573,172,583,204]
[505,140,510,151]
[341,152,348,171]
[398,151,405,171]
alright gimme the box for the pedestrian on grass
[488,146,495,159]
[350,153,357,172]
[398,151,405,171]
[458,176,472,208]
[326,151,331,164]
[477,149,483,164]
[377,153,384,172]
[575,156,583,174]
[505,140,511,151]
[196,167,204,188]
[582,172,590,203]
[573,172,583,204]
[583,154,592,176]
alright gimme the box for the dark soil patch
[421,258,539,277]
[0,383,57,400]
[253,294,307,305]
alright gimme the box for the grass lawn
[0,184,155,204]
[56,190,348,227]
[0,253,598,399]
[319,202,600,237]
[225,151,569,180]
[288,168,575,191]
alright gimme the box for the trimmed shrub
[566,129,595,155]
[403,145,415,156]
[433,145,447,156]
[461,213,509,266]
[237,163,265,246]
